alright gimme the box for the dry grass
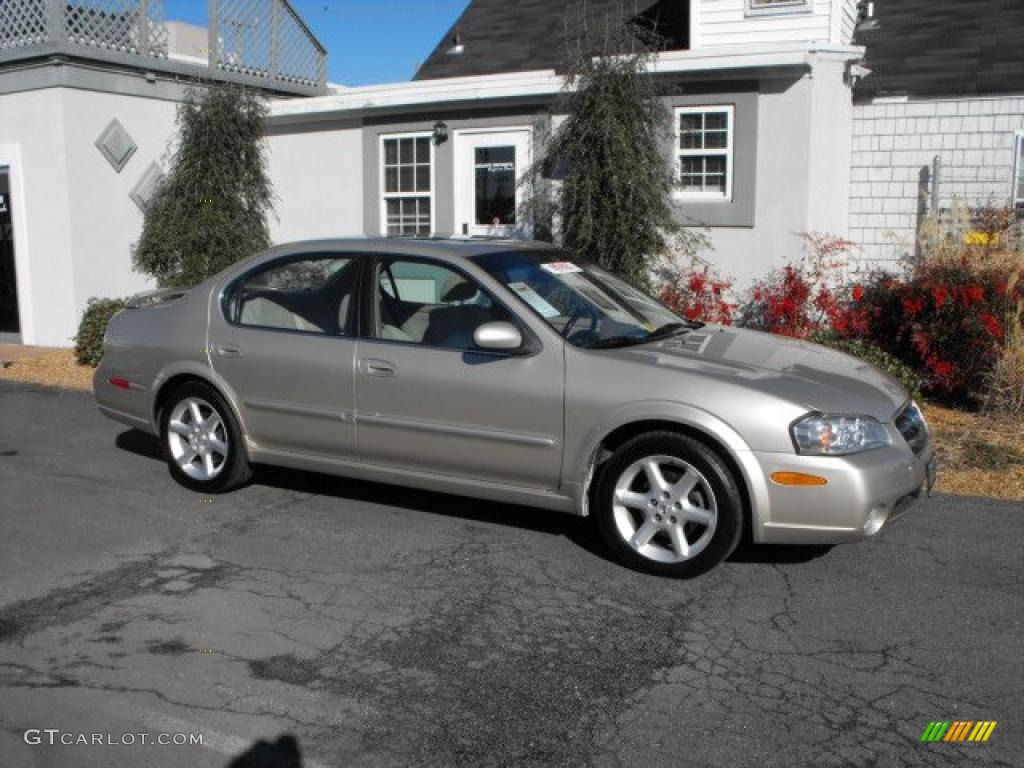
[923,403,1024,501]
[0,347,93,391]
[1,348,1021,501]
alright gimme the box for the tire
[160,381,252,493]
[593,431,744,578]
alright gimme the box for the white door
[454,128,532,238]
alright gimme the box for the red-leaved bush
[839,258,1023,402]
[659,265,735,325]
[738,233,854,338]
[655,222,1023,406]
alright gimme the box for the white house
[267,0,865,286]
[3,0,1022,348]
[0,0,326,346]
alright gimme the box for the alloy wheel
[166,397,229,482]
[611,454,718,564]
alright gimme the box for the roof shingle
[414,0,683,81]
[856,0,1024,98]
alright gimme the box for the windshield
[475,250,698,348]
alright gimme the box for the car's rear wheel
[594,431,743,578]
[160,381,251,493]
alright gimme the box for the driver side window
[373,258,512,350]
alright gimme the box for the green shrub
[808,331,923,400]
[74,297,127,367]
[530,10,676,289]
[133,85,272,288]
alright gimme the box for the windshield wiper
[585,335,650,349]
[644,321,702,341]
[585,322,701,350]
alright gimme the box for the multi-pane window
[676,106,734,200]
[381,134,433,236]
[1013,133,1024,215]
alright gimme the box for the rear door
[354,255,564,490]
[209,252,361,459]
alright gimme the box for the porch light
[432,120,449,145]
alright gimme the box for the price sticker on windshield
[540,261,583,275]
[509,282,560,318]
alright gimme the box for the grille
[895,402,929,455]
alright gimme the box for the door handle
[216,345,242,359]
[360,358,397,377]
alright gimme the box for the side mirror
[473,321,523,352]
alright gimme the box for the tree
[134,85,273,287]
[532,7,678,289]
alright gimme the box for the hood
[608,325,909,422]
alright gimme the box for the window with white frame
[676,106,734,200]
[747,0,811,14]
[1013,132,1024,214]
[381,134,433,236]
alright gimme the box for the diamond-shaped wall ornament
[95,118,138,173]
[130,162,165,211]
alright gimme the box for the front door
[355,255,563,490]
[0,168,20,336]
[454,128,532,238]
[209,253,361,459]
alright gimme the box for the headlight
[790,413,891,456]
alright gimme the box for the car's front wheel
[160,381,251,493]
[594,432,744,578]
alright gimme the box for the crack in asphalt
[247,539,699,768]
[0,556,233,644]
[0,524,1019,768]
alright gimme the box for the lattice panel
[0,0,48,49]
[275,2,325,87]
[215,0,324,87]
[65,0,167,57]
[216,0,272,77]
[147,1,168,57]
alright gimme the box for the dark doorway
[0,167,20,335]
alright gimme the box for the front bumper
[751,438,937,545]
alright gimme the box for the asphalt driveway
[0,380,1021,767]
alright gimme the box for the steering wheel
[561,306,599,339]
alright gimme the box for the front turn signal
[771,471,828,487]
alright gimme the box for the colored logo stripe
[920,721,997,743]
[968,722,998,742]
[944,721,973,742]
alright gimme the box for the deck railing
[0,0,326,93]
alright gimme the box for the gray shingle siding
[850,96,1024,265]
[850,1,1024,264]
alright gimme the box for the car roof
[258,237,561,264]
